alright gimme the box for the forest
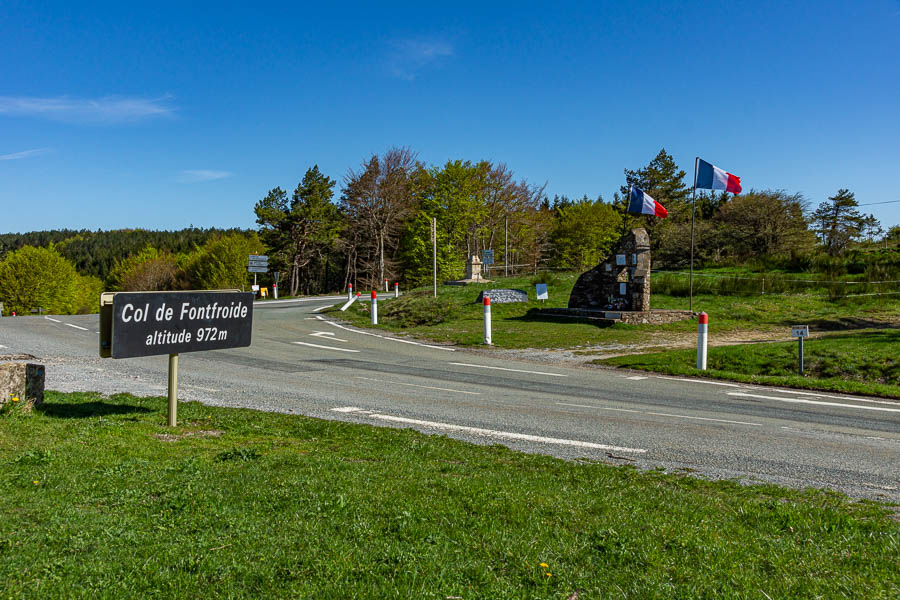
[1,148,897,316]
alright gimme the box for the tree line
[2,147,897,315]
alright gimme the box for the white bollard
[394,282,399,298]
[273,282,278,300]
[483,296,492,345]
[384,278,388,292]
[697,312,708,370]
[348,283,353,301]
[371,290,378,325]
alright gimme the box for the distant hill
[0,228,251,280]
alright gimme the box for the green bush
[0,246,81,315]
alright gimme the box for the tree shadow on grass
[36,401,152,419]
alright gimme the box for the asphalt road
[2,297,899,502]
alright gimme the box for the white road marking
[44,317,61,323]
[331,406,361,413]
[0,345,6,349]
[312,305,334,313]
[292,341,360,353]
[626,376,648,380]
[255,297,344,306]
[332,407,646,454]
[310,331,348,342]
[315,316,455,351]
[555,402,759,426]
[644,411,761,426]
[769,388,899,406]
[652,375,743,388]
[354,376,480,395]
[728,392,900,414]
[65,323,89,331]
[448,362,567,377]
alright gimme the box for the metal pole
[483,296,492,345]
[689,157,698,313]
[432,217,437,298]
[799,337,804,375]
[167,353,179,427]
[504,215,508,278]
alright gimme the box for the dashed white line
[255,297,344,306]
[331,407,646,454]
[312,305,334,313]
[354,376,480,395]
[44,317,61,323]
[769,388,899,406]
[292,341,360,353]
[555,402,759,426]
[448,362,567,377]
[65,323,89,331]
[315,316,455,351]
[626,376,648,380]
[728,392,900,414]
[652,375,743,388]
[0,345,6,349]
[310,331,348,342]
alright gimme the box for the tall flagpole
[689,157,699,313]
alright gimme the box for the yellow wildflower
[12,397,19,402]
[545,572,552,578]
[539,562,548,568]
[33,480,39,485]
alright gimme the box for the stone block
[0,361,45,407]
[569,228,651,311]
[476,289,529,304]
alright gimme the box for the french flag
[696,158,742,194]
[628,185,668,218]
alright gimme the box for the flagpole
[689,157,699,313]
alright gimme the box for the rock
[0,361,45,407]
[476,289,529,304]
[569,228,651,311]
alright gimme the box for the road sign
[535,283,548,300]
[482,249,494,265]
[99,291,254,359]
[791,325,809,338]
[248,266,268,273]
[248,254,268,266]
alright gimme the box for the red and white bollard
[483,296,492,345]
[697,312,708,370]
[384,278,388,292]
[371,290,378,325]
[394,282,399,298]
[348,283,353,301]
[272,282,278,300]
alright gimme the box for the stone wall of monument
[568,228,651,311]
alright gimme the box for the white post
[371,290,378,325]
[483,296,492,345]
[348,283,353,301]
[384,278,388,292]
[697,312,708,370]
[273,282,278,299]
[394,282,399,298]
[167,353,179,427]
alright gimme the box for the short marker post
[394,282,399,298]
[348,283,353,301]
[384,278,388,292]
[483,296,492,345]
[697,312,708,370]
[371,290,378,325]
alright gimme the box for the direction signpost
[792,325,809,375]
[100,290,254,426]
[247,255,269,291]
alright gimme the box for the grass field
[2,392,898,598]
[597,329,900,399]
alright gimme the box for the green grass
[596,329,900,399]
[331,273,900,350]
[1,392,898,598]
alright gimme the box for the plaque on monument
[616,254,626,266]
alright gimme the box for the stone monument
[447,255,492,285]
[568,228,651,311]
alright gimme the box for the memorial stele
[568,228,651,312]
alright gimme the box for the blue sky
[2,0,899,233]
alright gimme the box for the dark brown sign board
[100,290,254,359]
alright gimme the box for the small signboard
[482,249,494,265]
[535,283,548,300]
[791,325,809,338]
[99,291,254,359]
[248,266,268,273]
[619,282,627,296]
[248,254,268,266]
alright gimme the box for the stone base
[445,278,492,286]
[0,359,45,407]
[537,308,695,325]
[476,289,528,304]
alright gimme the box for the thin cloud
[0,95,175,124]
[177,170,233,183]
[386,38,454,80]
[0,148,50,161]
